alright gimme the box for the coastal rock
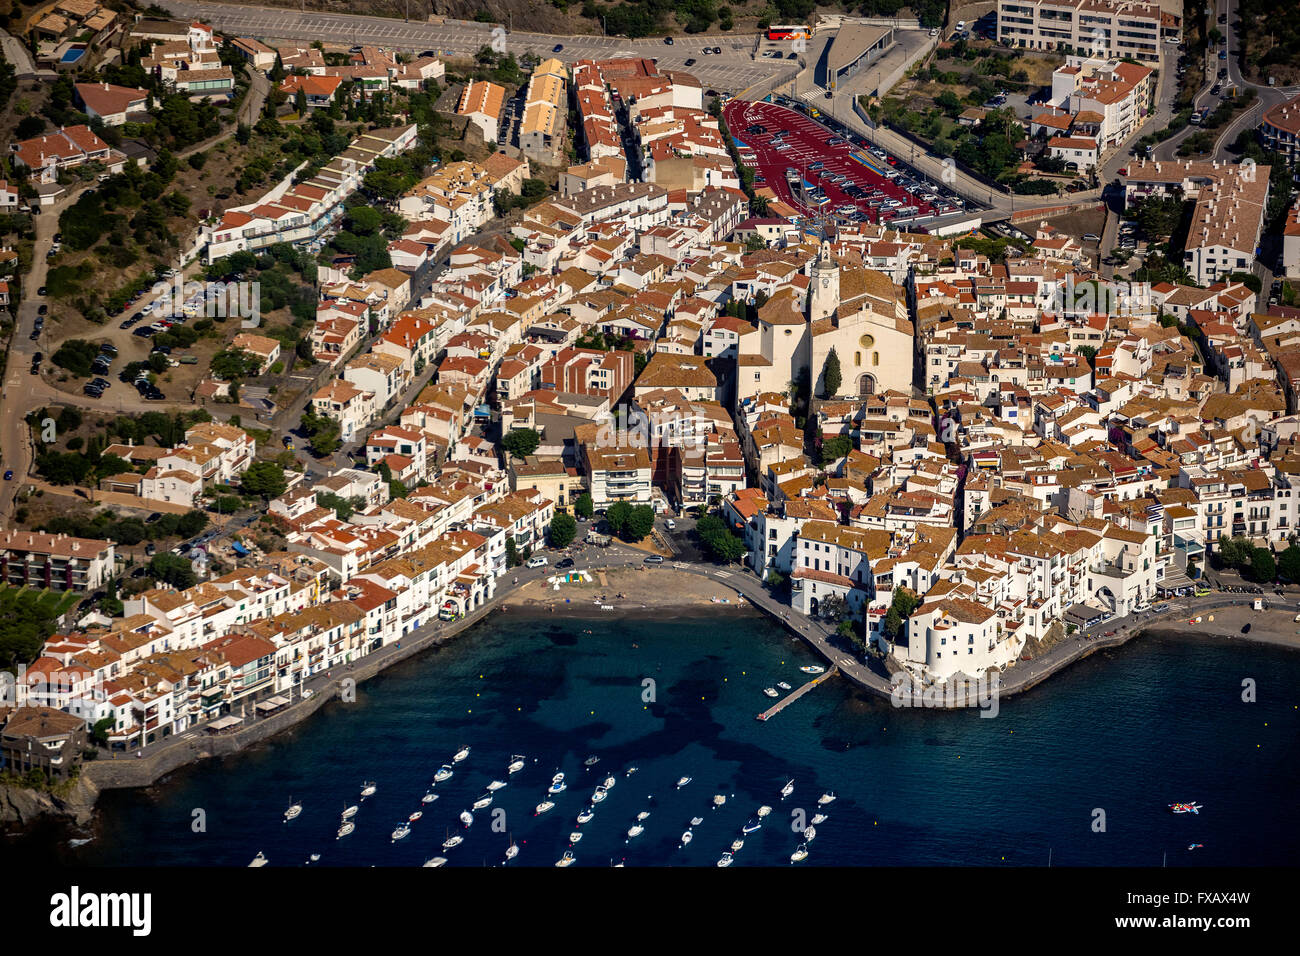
[0,776,99,828]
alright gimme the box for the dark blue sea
[34,611,1300,866]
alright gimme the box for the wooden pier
[755,667,839,721]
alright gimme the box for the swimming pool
[60,46,86,65]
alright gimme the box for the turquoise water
[33,612,1300,866]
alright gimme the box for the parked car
[556,558,575,570]
[526,555,549,568]
[3,471,12,481]
[643,555,665,565]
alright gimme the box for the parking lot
[723,99,966,227]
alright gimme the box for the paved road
[156,0,782,93]
[0,27,37,76]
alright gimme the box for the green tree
[624,504,655,542]
[1250,547,1276,583]
[549,512,577,549]
[574,493,594,519]
[1278,545,1300,583]
[505,537,521,568]
[149,551,197,589]
[606,500,632,536]
[820,435,852,464]
[501,428,540,460]
[822,347,842,398]
[241,461,287,499]
[1217,536,1252,570]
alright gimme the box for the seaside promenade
[82,538,1300,791]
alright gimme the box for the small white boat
[717,852,734,867]
[742,819,761,834]
[790,844,809,863]
[626,824,644,839]
[556,851,576,867]
[391,824,411,842]
[505,841,519,861]
[712,794,726,808]
[584,755,600,767]
[576,807,595,824]
[569,831,583,844]
[757,805,772,818]
[486,780,508,791]
[472,794,493,810]
[591,787,608,804]
[507,755,526,774]
[548,775,567,795]
[800,665,825,675]
[636,810,651,821]
[680,829,693,846]
[421,793,438,804]
[309,853,320,863]
[535,800,555,815]
[763,687,779,698]
[408,811,423,822]
[602,776,616,789]
[442,834,463,850]
[434,765,454,783]
[459,810,474,827]
[690,817,704,826]
[676,776,691,788]
[803,825,817,843]
[811,813,828,825]
[423,857,447,867]
[341,805,359,820]
[337,822,355,839]
[625,767,638,777]
[777,681,792,690]
[249,851,268,867]
[453,746,470,763]
[360,781,377,798]
[284,800,302,822]
[817,792,837,806]
[780,780,795,799]
[730,838,744,852]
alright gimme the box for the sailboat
[780,780,795,799]
[817,792,836,806]
[423,856,447,867]
[472,794,493,810]
[535,800,555,815]
[391,823,411,842]
[676,776,692,789]
[790,843,809,863]
[459,810,474,827]
[507,755,526,774]
[505,836,519,861]
[360,781,377,799]
[284,799,302,822]
[434,765,454,783]
[421,792,438,804]
[576,807,595,825]
[602,776,617,789]
[555,851,576,867]
[249,851,268,867]
[757,805,772,818]
[486,780,508,791]
[569,831,583,844]
[341,804,359,820]
[712,794,727,808]
[453,746,470,763]
[716,851,734,867]
[442,832,463,850]
[337,821,355,839]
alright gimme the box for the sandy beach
[1145,605,1300,650]
[499,566,756,617]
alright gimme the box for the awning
[255,695,291,712]
[206,716,243,732]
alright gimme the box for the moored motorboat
[676,776,691,788]
[505,841,519,861]
[507,755,526,774]
[800,665,825,675]
[453,746,470,762]
[486,780,507,791]
[712,794,726,808]
[556,851,576,867]
[680,829,693,846]
[421,793,438,804]
[790,843,809,863]
[625,766,638,777]
[584,755,600,767]
[535,800,555,815]
[442,833,463,850]
[569,831,583,844]
[763,687,779,698]
[811,813,827,825]
[423,856,447,867]
[730,838,744,852]
[309,853,320,863]
[472,794,493,810]
[360,781,377,798]
[817,792,836,806]
[249,851,268,867]
[337,822,355,839]
[548,772,567,794]
[742,818,761,834]
[602,776,617,789]
[391,823,411,842]
[803,825,817,843]
[690,817,704,826]
[626,824,644,839]
[284,800,302,822]
[636,810,651,821]
[576,807,595,825]
[716,851,733,867]
[780,780,794,799]
[777,681,791,690]
[408,810,423,822]
[434,765,454,783]
[591,786,608,804]
[459,810,474,827]
[757,805,772,818]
